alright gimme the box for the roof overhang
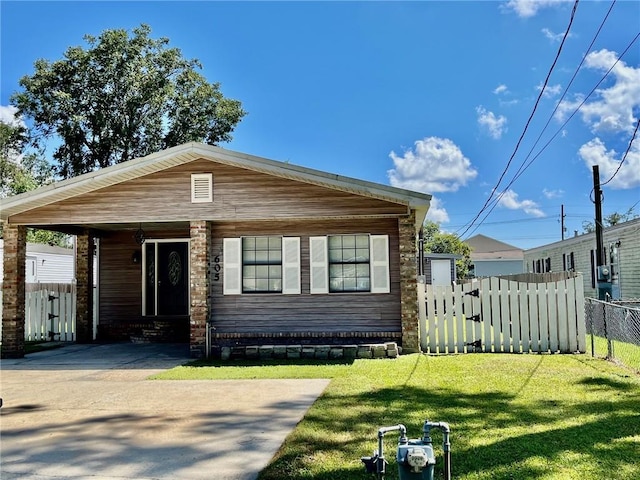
[1,142,431,231]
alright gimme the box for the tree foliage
[582,207,638,233]
[12,24,246,179]
[0,120,68,246]
[421,220,472,279]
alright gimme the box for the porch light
[134,224,146,245]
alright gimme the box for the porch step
[212,342,400,361]
[129,320,179,344]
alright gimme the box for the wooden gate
[418,275,586,354]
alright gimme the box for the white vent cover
[191,173,213,203]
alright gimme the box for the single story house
[465,234,524,277]
[1,142,431,358]
[523,217,640,300]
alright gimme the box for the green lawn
[154,354,640,480]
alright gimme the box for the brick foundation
[1,223,26,358]
[212,341,400,361]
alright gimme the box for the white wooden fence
[418,275,586,354]
[0,283,76,342]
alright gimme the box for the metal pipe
[423,420,452,480]
[376,424,407,477]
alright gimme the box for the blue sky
[1,1,639,249]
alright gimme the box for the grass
[154,354,640,480]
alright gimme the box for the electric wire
[457,0,580,239]
[600,117,640,187]
[464,29,640,239]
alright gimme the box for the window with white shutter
[191,173,213,203]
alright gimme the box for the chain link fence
[585,298,640,373]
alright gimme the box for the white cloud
[578,138,640,189]
[0,105,26,128]
[494,84,509,95]
[498,189,545,217]
[503,0,571,18]
[542,27,571,42]
[476,106,507,139]
[536,82,562,98]
[543,188,564,199]
[425,196,449,223]
[556,50,640,135]
[388,137,478,193]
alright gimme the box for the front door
[144,241,189,316]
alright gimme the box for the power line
[601,117,640,187]
[457,0,580,239]
[464,29,640,239]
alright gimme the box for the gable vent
[191,173,213,203]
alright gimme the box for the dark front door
[145,241,189,316]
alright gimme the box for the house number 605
[213,255,221,281]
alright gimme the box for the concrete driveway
[0,343,330,480]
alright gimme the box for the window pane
[242,236,283,293]
[356,235,369,248]
[328,235,371,292]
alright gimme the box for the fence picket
[519,283,531,353]
[499,278,511,353]
[481,278,492,352]
[462,281,474,352]
[557,279,570,352]
[418,283,428,352]
[509,281,521,353]
[472,279,482,352]
[454,283,465,353]
[548,282,559,352]
[538,283,550,352]
[427,285,437,353]
[528,284,540,352]
[575,277,587,353]
[490,277,502,352]
[444,285,455,353]
[435,287,446,354]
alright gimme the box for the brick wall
[190,220,211,357]
[1,223,26,358]
[399,212,419,352]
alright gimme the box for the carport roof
[1,142,431,227]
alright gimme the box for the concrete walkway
[0,343,330,480]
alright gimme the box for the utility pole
[561,204,566,241]
[592,165,610,300]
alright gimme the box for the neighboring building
[465,234,524,277]
[1,142,431,358]
[524,218,640,299]
[0,240,74,284]
[420,253,460,285]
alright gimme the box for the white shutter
[223,238,242,295]
[310,236,329,294]
[282,237,301,295]
[370,235,390,294]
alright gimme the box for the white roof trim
[0,142,431,223]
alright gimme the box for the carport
[0,343,330,480]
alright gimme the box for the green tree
[582,207,638,233]
[421,220,472,279]
[0,119,68,246]
[12,24,245,179]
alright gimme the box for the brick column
[75,231,94,343]
[190,220,211,358]
[399,212,419,353]
[2,223,26,358]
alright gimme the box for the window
[310,234,390,294]
[223,236,300,295]
[329,234,371,292]
[242,237,282,293]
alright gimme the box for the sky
[1,0,639,250]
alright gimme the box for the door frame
[141,238,190,316]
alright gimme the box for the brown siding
[210,218,402,335]
[11,159,408,225]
